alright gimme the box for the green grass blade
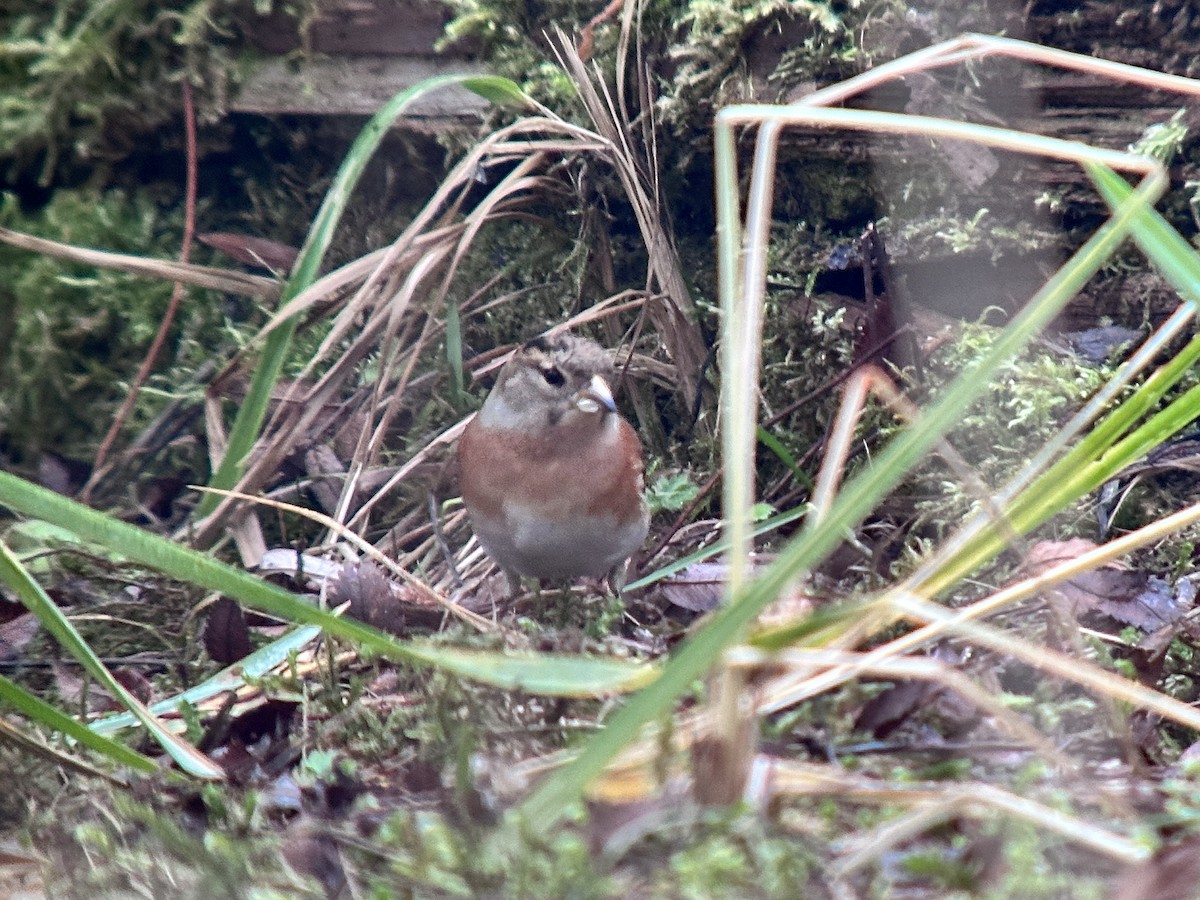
[90,625,324,736]
[403,645,658,696]
[756,425,813,490]
[1088,162,1200,302]
[514,121,1150,826]
[0,670,157,774]
[91,623,651,737]
[0,540,224,778]
[0,474,652,699]
[458,75,532,108]
[623,505,809,592]
[914,164,1200,596]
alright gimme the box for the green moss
[0,189,248,468]
[660,1,866,146]
[882,208,1065,262]
[0,0,253,187]
[900,322,1117,540]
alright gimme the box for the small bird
[457,332,650,594]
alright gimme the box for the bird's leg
[606,558,635,596]
[503,568,524,599]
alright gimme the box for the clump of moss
[659,1,867,151]
[901,322,1118,542]
[0,189,235,468]
[0,0,250,187]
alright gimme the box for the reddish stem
[84,80,198,500]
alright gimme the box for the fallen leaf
[1024,540,1189,630]
[661,556,775,613]
[204,596,253,664]
[331,561,407,636]
[1097,431,1200,535]
[112,668,155,705]
[1112,835,1200,900]
[199,232,298,272]
[1060,326,1141,364]
[661,562,726,612]
[854,680,937,739]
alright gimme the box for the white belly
[473,501,646,579]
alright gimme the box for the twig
[82,81,200,500]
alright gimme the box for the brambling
[457,332,650,594]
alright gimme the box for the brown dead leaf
[204,596,253,664]
[0,614,38,663]
[1111,835,1200,900]
[1024,540,1189,630]
[1060,573,1186,631]
[853,648,981,740]
[1061,326,1141,365]
[854,680,938,739]
[1024,538,1104,572]
[332,561,407,636]
[111,668,155,705]
[661,557,780,614]
[661,562,726,612]
[199,232,299,273]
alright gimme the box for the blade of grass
[0,671,157,776]
[1088,161,1200,305]
[757,496,1200,713]
[0,540,224,778]
[623,504,809,592]
[90,625,323,736]
[911,163,1200,597]
[91,622,656,738]
[0,473,654,699]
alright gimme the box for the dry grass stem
[0,226,279,299]
[728,647,1072,771]
[760,498,1200,714]
[199,488,493,633]
[828,781,1147,874]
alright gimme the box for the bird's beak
[574,373,617,414]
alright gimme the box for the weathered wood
[233,0,485,125]
[244,0,458,57]
[231,55,488,124]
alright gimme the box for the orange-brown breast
[459,414,644,522]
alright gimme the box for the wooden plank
[231,55,488,124]
[243,0,466,57]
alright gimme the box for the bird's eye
[540,365,565,387]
